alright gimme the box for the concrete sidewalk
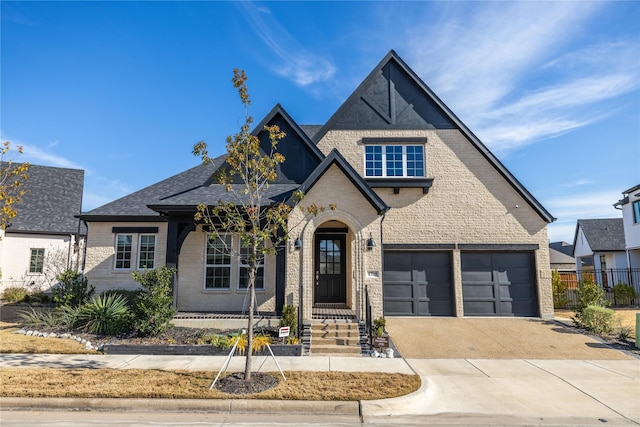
[2,353,639,425]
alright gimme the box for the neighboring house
[614,184,640,270]
[0,164,85,292]
[549,243,575,271]
[573,218,627,287]
[79,51,555,320]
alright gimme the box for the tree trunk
[244,267,256,381]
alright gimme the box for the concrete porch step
[309,320,363,357]
[311,330,361,338]
[310,344,362,355]
[311,336,361,346]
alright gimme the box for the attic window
[364,145,424,178]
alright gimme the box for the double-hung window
[138,235,156,269]
[365,145,424,177]
[205,234,232,289]
[238,241,265,290]
[115,234,133,270]
[29,248,45,274]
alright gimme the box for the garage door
[461,252,537,316]
[383,251,453,316]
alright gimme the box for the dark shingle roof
[5,164,84,235]
[549,241,574,257]
[549,247,575,265]
[298,125,323,141]
[576,218,626,252]
[80,156,226,220]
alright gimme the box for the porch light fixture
[366,233,376,251]
[294,236,302,250]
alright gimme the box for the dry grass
[0,368,420,400]
[0,320,421,401]
[0,322,95,354]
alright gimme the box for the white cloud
[544,190,622,220]
[400,2,639,155]
[238,2,336,87]
[544,189,623,243]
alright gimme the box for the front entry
[314,234,346,304]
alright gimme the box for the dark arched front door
[314,234,346,304]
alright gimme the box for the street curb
[0,397,360,416]
[360,376,431,417]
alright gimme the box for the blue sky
[2,1,639,244]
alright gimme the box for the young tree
[193,69,292,381]
[0,141,29,232]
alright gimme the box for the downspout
[379,212,386,318]
[81,221,89,276]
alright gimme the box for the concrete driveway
[385,317,635,359]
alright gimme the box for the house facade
[0,164,85,292]
[80,51,555,321]
[615,184,640,270]
[573,218,628,288]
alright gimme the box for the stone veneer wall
[316,129,553,319]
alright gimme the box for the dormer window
[365,145,424,178]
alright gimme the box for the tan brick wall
[176,228,276,312]
[84,222,168,294]
[316,129,553,319]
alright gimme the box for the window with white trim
[239,241,265,290]
[138,235,156,269]
[364,145,424,177]
[29,248,45,274]
[115,234,133,270]
[205,234,232,289]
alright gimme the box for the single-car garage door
[461,252,537,317]
[383,251,453,316]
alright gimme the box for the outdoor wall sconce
[366,233,376,251]
[294,236,302,250]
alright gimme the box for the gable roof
[6,164,84,235]
[313,50,554,224]
[80,157,226,220]
[574,218,626,252]
[295,149,389,215]
[81,106,326,220]
[549,247,575,266]
[549,241,574,257]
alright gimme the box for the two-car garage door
[383,250,537,317]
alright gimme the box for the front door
[315,235,346,304]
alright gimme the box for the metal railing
[558,269,640,290]
[365,285,373,347]
[556,268,640,308]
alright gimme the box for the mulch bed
[215,372,279,394]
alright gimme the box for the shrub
[612,283,637,306]
[373,317,386,337]
[552,270,570,309]
[576,304,615,335]
[280,305,298,336]
[18,305,80,330]
[575,278,607,315]
[132,266,176,336]
[52,269,95,308]
[101,288,143,304]
[1,287,30,303]
[233,332,272,355]
[78,294,132,335]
